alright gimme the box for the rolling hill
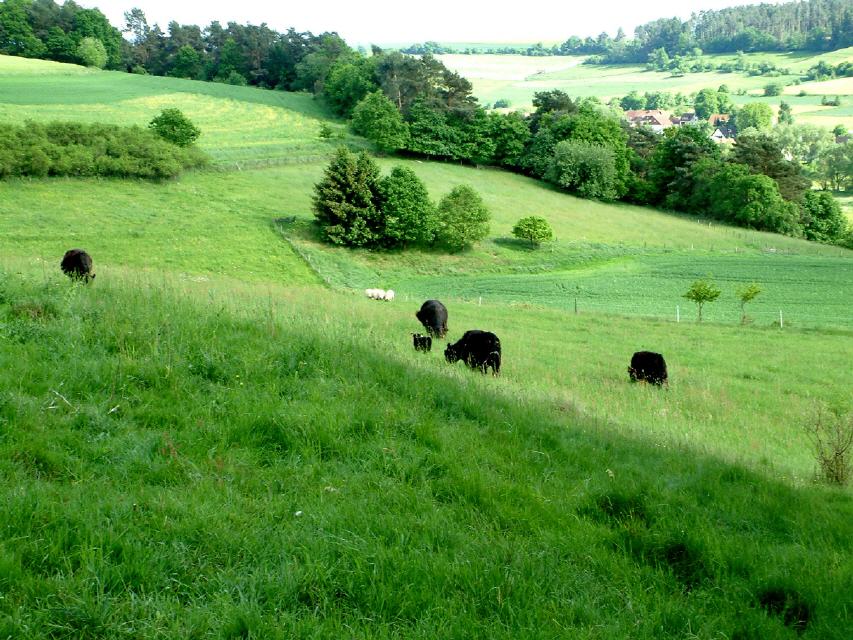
[1,55,851,639]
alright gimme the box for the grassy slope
[0,55,362,169]
[0,271,851,639]
[0,57,851,636]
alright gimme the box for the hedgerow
[0,121,208,180]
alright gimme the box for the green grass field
[1,264,851,638]
[1,55,851,638]
[436,48,853,128]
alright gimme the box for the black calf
[412,333,432,352]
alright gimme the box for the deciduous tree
[351,90,409,153]
[76,36,107,68]
[434,185,490,252]
[735,102,773,131]
[148,108,201,147]
[683,279,721,322]
[512,216,553,246]
[548,140,618,200]
[377,166,435,247]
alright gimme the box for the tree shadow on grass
[493,237,542,252]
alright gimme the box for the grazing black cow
[415,300,448,338]
[445,330,501,376]
[412,333,432,352]
[628,351,668,386]
[60,249,95,282]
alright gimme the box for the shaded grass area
[0,170,321,285]
[0,270,850,638]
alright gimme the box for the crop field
[0,53,851,639]
[436,48,853,127]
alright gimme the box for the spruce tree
[312,148,383,247]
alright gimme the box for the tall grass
[0,268,850,638]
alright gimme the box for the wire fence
[388,291,853,330]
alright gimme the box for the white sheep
[384,289,395,301]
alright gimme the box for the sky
[80,0,787,46]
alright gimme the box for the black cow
[628,351,668,386]
[445,330,501,376]
[415,300,448,338]
[60,249,95,282]
[412,333,432,352]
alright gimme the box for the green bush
[0,121,207,180]
[512,216,553,246]
[148,108,202,147]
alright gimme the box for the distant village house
[622,108,736,143]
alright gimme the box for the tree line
[0,0,352,91]
[404,0,852,61]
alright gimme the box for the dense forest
[0,0,350,91]
[402,0,853,59]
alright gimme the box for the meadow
[1,266,851,638]
[0,55,361,169]
[436,48,853,128]
[0,55,851,638]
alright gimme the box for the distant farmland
[437,48,853,128]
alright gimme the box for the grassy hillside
[1,268,851,638]
[437,49,853,128]
[0,50,851,640]
[0,55,362,169]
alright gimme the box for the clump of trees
[344,65,850,244]
[0,121,207,179]
[312,148,489,251]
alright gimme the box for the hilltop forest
[404,0,853,58]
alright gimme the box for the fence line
[421,293,852,329]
